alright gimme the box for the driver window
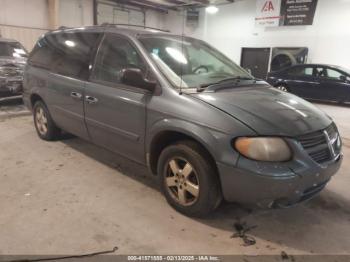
[92,34,146,84]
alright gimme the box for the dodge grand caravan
[23,25,342,217]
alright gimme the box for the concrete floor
[0,102,349,256]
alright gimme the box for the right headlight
[234,137,292,162]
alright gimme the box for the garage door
[97,1,145,26]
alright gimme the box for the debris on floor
[231,219,257,246]
[281,251,295,261]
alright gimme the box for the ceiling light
[206,5,218,14]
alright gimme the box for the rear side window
[288,66,313,76]
[29,32,101,80]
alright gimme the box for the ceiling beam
[191,0,210,4]
[111,0,178,11]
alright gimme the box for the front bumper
[0,77,23,97]
[217,138,343,208]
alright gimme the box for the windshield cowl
[198,76,257,92]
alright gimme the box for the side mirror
[121,68,156,92]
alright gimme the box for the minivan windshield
[0,41,28,58]
[139,35,252,89]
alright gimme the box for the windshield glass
[0,41,28,58]
[139,36,252,89]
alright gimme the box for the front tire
[158,140,222,217]
[33,100,61,141]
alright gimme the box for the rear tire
[33,100,61,141]
[157,140,222,217]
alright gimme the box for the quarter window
[92,34,146,85]
[29,37,58,69]
[51,33,100,80]
[29,32,100,80]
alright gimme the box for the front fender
[146,118,240,166]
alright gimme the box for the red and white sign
[255,0,282,27]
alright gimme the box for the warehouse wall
[59,0,94,28]
[145,9,167,30]
[0,0,94,51]
[166,0,350,69]
[0,0,49,50]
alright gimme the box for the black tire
[275,83,289,92]
[157,140,222,217]
[33,100,61,141]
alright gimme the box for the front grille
[297,123,340,164]
[1,67,22,77]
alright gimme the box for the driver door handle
[85,95,98,104]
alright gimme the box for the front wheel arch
[148,130,218,178]
[30,93,44,109]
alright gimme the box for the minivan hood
[191,84,332,137]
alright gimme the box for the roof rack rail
[101,23,170,33]
[57,26,71,30]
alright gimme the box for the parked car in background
[23,26,342,216]
[0,38,27,99]
[267,64,350,104]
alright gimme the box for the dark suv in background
[23,26,342,216]
[0,38,27,99]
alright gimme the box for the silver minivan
[23,25,342,216]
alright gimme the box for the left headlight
[234,137,292,162]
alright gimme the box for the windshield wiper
[197,76,256,92]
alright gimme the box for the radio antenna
[179,7,186,95]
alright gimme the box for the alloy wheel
[35,107,48,135]
[277,85,288,92]
[165,157,200,206]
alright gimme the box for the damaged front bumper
[0,76,23,98]
[217,138,343,208]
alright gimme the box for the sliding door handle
[85,95,98,104]
[70,92,82,99]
